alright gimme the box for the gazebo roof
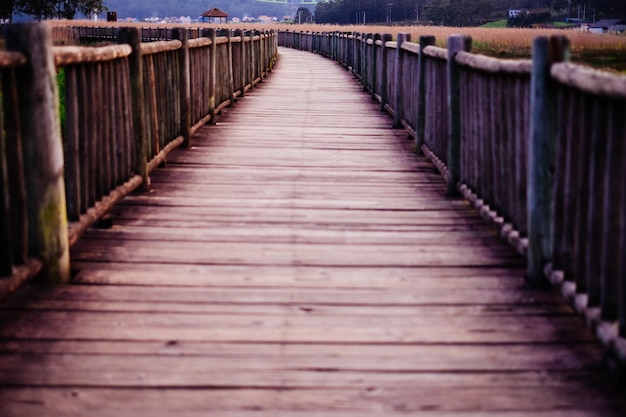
[201,8,228,18]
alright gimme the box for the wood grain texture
[1,47,624,415]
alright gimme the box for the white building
[508,9,521,18]
[589,19,626,34]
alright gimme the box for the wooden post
[2,65,27,266]
[527,36,568,286]
[6,22,70,283]
[370,34,380,100]
[171,28,191,148]
[361,33,368,92]
[207,28,217,124]
[226,29,235,105]
[234,30,245,97]
[379,33,392,112]
[621,175,626,336]
[416,36,435,153]
[0,103,11,276]
[393,33,410,128]
[600,101,624,320]
[446,35,471,196]
[117,27,150,191]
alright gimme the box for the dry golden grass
[49,20,626,71]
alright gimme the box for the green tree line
[1,0,106,22]
[315,0,626,26]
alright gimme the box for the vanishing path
[0,47,624,416]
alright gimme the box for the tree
[16,0,56,20]
[15,0,106,20]
[295,6,312,23]
[0,0,16,22]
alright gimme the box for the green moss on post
[6,22,70,283]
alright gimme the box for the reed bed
[47,20,626,71]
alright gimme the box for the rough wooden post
[527,36,568,286]
[446,35,471,197]
[2,69,27,267]
[6,23,70,283]
[370,34,380,100]
[416,36,436,153]
[226,29,235,105]
[361,33,368,92]
[0,104,11,277]
[117,27,150,191]
[234,29,246,97]
[207,28,217,124]
[379,33,392,112]
[171,28,191,148]
[621,176,626,337]
[393,33,410,128]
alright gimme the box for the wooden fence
[0,22,277,297]
[278,30,626,364]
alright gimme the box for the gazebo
[200,8,229,23]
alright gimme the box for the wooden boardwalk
[1,47,625,415]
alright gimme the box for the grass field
[43,20,626,73]
[480,20,507,28]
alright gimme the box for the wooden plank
[0,354,611,387]
[68,263,528,289]
[0,386,624,415]
[3,285,563,308]
[1,46,624,416]
[0,310,595,344]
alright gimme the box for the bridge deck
[1,47,625,415]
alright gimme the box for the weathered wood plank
[0,386,624,416]
[1,46,624,416]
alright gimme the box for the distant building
[200,8,228,24]
[589,19,626,34]
[508,9,522,18]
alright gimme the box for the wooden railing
[0,23,277,297]
[278,30,626,365]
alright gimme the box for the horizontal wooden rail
[0,51,27,67]
[278,29,626,368]
[0,22,277,300]
[54,44,132,66]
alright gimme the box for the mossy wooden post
[393,33,410,128]
[118,27,150,191]
[6,23,70,283]
[379,33,392,112]
[527,36,568,286]
[446,35,471,197]
[416,36,435,153]
[172,28,191,148]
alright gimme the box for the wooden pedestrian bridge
[1,23,626,415]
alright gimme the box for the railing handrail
[277,29,626,367]
[0,22,277,297]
